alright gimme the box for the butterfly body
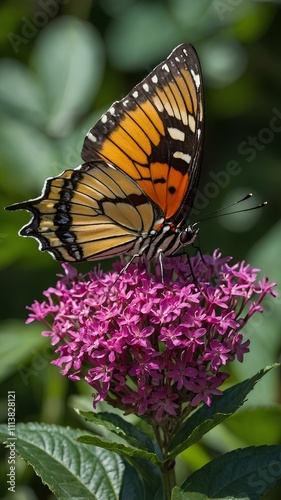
[6,43,204,265]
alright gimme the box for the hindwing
[13,162,160,261]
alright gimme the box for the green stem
[162,465,176,499]
[153,422,178,499]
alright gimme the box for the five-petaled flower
[26,249,277,423]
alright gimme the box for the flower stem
[162,465,176,499]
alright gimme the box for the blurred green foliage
[0,0,280,498]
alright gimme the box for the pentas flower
[26,249,276,424]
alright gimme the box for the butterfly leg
[108,253,141,290]
[184,251,198,283]
[158,251,165,284]
[191,241,208,268]
[167,250,198,284]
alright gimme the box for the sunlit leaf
[0,59,44,125]
[106,3,179,71]
[77,433,161,466]
[31,16,105,136]
[0,117,58,194]
[224,406,281,445]
[79,410,156,453]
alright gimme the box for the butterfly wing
[7,162,160,261]
[82,43,204,228]
[6,43,203,263]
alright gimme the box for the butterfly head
[179,224,199,246]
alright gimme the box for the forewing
[82,43,204,226]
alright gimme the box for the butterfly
[6,43,204,270]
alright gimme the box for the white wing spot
[123,99,129,107]
[188,115,196,133]
[175,57,180,62]
[180,110,188,126]
[153,95,164,112]
[197,129,201,139]
[183,48,188,56]
[87,132,97,143]
[173,151,191,164]
[162,63,169,72]
[101,114,107,123]
[191,69,200,90]
[132,91,138,98]
[152,75,158,84]
[143,83,149,92]
[109,106,115,115]
[168,127,185,141]
[164,101,174,117]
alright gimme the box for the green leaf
[31,16,104,135]
[172,486,209,500]
[119,460,145,500]
[224,406,281,446]
[0,117,58,194]
[0,321,48,383]
[0,422,126,499]
[0,222,30,268]
[249,219,281,288]
[77,433,161,466]
[170,0,220,27]
[78,412,164,499]
[238,221,281,405]
[201,40,247,87]
[78,410,156,453]
[106,3,179,71]
[234,5,275,42]
[181,445,281,499]
[120,460,145,499]
[0,59,44,126]
[124,456,164,500]
[168,365,278,457]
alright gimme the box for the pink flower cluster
[26,250,276,422]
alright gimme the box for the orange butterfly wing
[82,43,203,227]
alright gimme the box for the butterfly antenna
[193,193,267,225]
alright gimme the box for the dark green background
[0,1,280,498]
